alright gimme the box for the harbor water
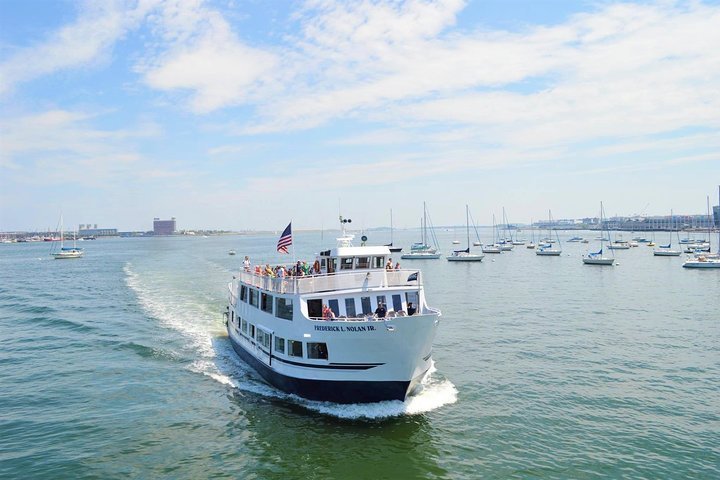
[1,230,718,479]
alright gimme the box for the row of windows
[239,284,294,320]
[230,312,328,360]
[307,291,419,318]
[321,256,385,272]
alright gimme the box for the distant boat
[482,214,503,254]
[536,210,562,256]
[402,202,441,260]
[228,250,237,256]
[385,209,403,253]
[52,215,83,259]
[683,186,720,269]
[567,236,584,243]
[447,205,484,262]
[526,218,536,249]
[654,210,681,256]
[583,202,614,266]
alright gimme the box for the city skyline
[1,1,720,231]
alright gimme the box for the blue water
[1,231,718,479]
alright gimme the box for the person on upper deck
[394,262,400,270]
[322,304,335,320]
[313,258,321,275]
[295,261,303,276]
[385,259,393,270]
[375,302,387,318]
[243,256,251,272]
[407,302,416,316]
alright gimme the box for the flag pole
[291,220,296,265]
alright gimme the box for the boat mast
[465,204,470,249]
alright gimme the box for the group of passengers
[385,259,401,270]
[244,256,322,278]
[321,301,416,320]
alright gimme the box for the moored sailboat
[447,205,485,262]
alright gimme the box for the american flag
[277,222,292,253]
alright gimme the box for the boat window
[261,293,273,314]
[240,285,248,302]
[376,295,386,308]
[392,294,402,312]
[256,329,271,349]
[355,256,370,269]
[373,256,384,268]
[328,299,340,318]
[288,340,303,357]
[328,258,336,274]
[241,318,247,334]
[307,342,328,360]
[250,324,255,339]
[275,297,293,320]
[340,257,354,270]
[307,299,322,319]
[275,337,285,354]
[249,289,259,308]
[320,258,326,269]
[361,296,372,315]
[345,298,357,317]
[406,291,419,307]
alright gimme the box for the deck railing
[232,268,422,295]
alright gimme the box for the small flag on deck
[407,272,418,282]
[277,222,292,253]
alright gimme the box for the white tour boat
[225,223,442,404]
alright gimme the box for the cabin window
[241,318,248,334]
[240,285,248,302]
[261,293,273,314]
[328,299,340,318]
[235,314,240,327]
[250,324,255,340]
[328,258,337,274]
[373,256,384,268]
[361,296,372,315]
[392,294,402,312]
[307,299,322,319]
[288,340,303,357]
[307,342,328,360]
[249,289,259,308]
[376,295,386,308]
[345,298,357,317]
[340,257,354,270]
[355,256,370,269]
[257,329,271,349]
[275,337,285,354]
[275,297,293,320]
[320,258,326,269]
[406,291,419,307]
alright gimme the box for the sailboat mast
[466,205,470,249]
[390,209,394,244]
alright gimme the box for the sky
[1,0,719,232]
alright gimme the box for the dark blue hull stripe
[229,334,411,403]
[272,355,383,370]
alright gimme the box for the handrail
[232,268,422,295]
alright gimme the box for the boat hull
[682,260,720,268]
[653,250,681,256]
[228,332,418,403]
[583,257,614,265]
[446,254,484,262]
[401,253,441,259]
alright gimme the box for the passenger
[254,265,261,275]
[394,262,400,270]
[313,258,321,275]
[322,304,335,320]
[407,302,416,316]
[385,259,393,270]
[243,256,251,272]
[375,302,387,318]
[295,261,303,276]
[302,261,310,276]
[265,264,274,277]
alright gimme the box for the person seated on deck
[407,302,416,316]
[385,259,393,270]
[375,302,387,318]
[322,304,335,320]
[312,258,321,275]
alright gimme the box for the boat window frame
[392,294,402,312]
[328,299,340,318]
[355,256,370,269]
[345,298,357,317]
[288,340,303,357]
[307,342,328,360]
[240,285,248,303]
[376,295,386,308]
[373,256,385,268]
[306,299,322,319]
[249,289,259,308]
[261,292,273,314]
[340,257,354,270]
[241,318,248,334]
[360,296,372,315]
[275,297,293,320]
[274,336,285,354]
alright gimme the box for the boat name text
[314,325,377,332]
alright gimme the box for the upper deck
[233,268,422,296]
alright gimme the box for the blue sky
[1,0,719,232]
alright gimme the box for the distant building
[153,217,176,235]
[78,224,117,237]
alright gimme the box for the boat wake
[125,262,457,419]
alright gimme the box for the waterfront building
[153,217,177,235]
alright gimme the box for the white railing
[233,269,422,295]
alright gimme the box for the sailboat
[654,210,681,256]
[583,202,614,265]
[52,215,83,259]
[401,202,441,259]
[526,218,536,249]
[469,210,483,246]
[536,210,562,256]
[447,205,485,262]
[385,209,403,253]
[683,186,720,268]
[482,214,503,254]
